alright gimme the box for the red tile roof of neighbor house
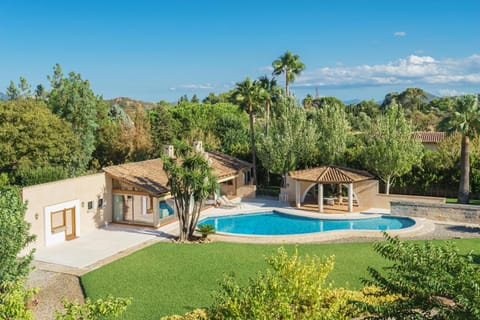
[103,151,252,196]
[412,131,446,143]
[288,166,374,184]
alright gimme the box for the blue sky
[1,0,479,102]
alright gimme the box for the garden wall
[372,194,445,209]
[391,201,480,224]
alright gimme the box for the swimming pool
[198,211,415,236]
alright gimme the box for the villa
[22,142,254,249]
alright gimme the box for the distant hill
[424,92,438,102]
[343,98,362,105]
[0,92,8,100]
[107,97,157,117]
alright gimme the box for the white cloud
[259,65,274,72]
[294,54,480,89]
[437,88,466,96]
[179,83,214,90]
[394,31,407,37]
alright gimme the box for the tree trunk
[458,134,470,204]
[385,177,391,195]
[265,100,270,135]
[249,104,257,185]
[178,195,189,241]
[285,70,289,96]
[188,200,203,239]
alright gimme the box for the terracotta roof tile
[412,131,445,143]
[103,151,252,196]
[288,166,373,184]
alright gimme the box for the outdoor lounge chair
[219,195,244,208]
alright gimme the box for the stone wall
[373,194,445,209]
[391,201,480,224]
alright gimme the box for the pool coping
[200,206,434,244]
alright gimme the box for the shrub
[209,247,384,320]
[54,295,132,320]
[14,165,68,186]
[361,232,480,319]
[197,224,215,239]
[161,309,209,320]
[0,280,38,320]
[0,185,35,283]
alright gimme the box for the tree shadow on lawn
[445,225,480,234]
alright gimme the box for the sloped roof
[412,131,445,144]
[104,159,169,196]
[289,166,374,184]
[207,150,253,179]
[103,151,252,196]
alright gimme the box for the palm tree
[258,75,282,135]
[272,51,305,96]
[233,77,264,185]
[439,95,480,204]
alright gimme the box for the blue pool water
[198,211,415,235]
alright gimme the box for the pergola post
[348,183,353,213]
[295,180,301,208]
[318,183,323,213]
[153,197,160,227]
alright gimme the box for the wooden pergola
[289,166,373,213]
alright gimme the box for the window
[244,171,251,185]
[51,210,65,232]
[87,201,94,210]
[98,198,104,208]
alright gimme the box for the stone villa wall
[391,201,480,224]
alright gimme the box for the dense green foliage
[0,185,35,282]
[54,295,132,320]
[362,103,423,194]
[48,69,99,172]
[362,233,480,319]
[0,280,37,320]
[210,248,358,319]
[0,99,81,181]
[257,102,317,183]
[81,239,480,319]
[0,185,36,320]
[313,103,350,165]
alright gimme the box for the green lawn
[81,239,480,320]
[446,198,480,205]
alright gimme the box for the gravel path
[26,268,84,320]
[318,222,480,243]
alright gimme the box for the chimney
[193,141,203,153]
[162,145,175,158]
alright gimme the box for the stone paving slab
[34,227,164,269]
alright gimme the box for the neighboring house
[22,142,254,249]
[412,131,446,150]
